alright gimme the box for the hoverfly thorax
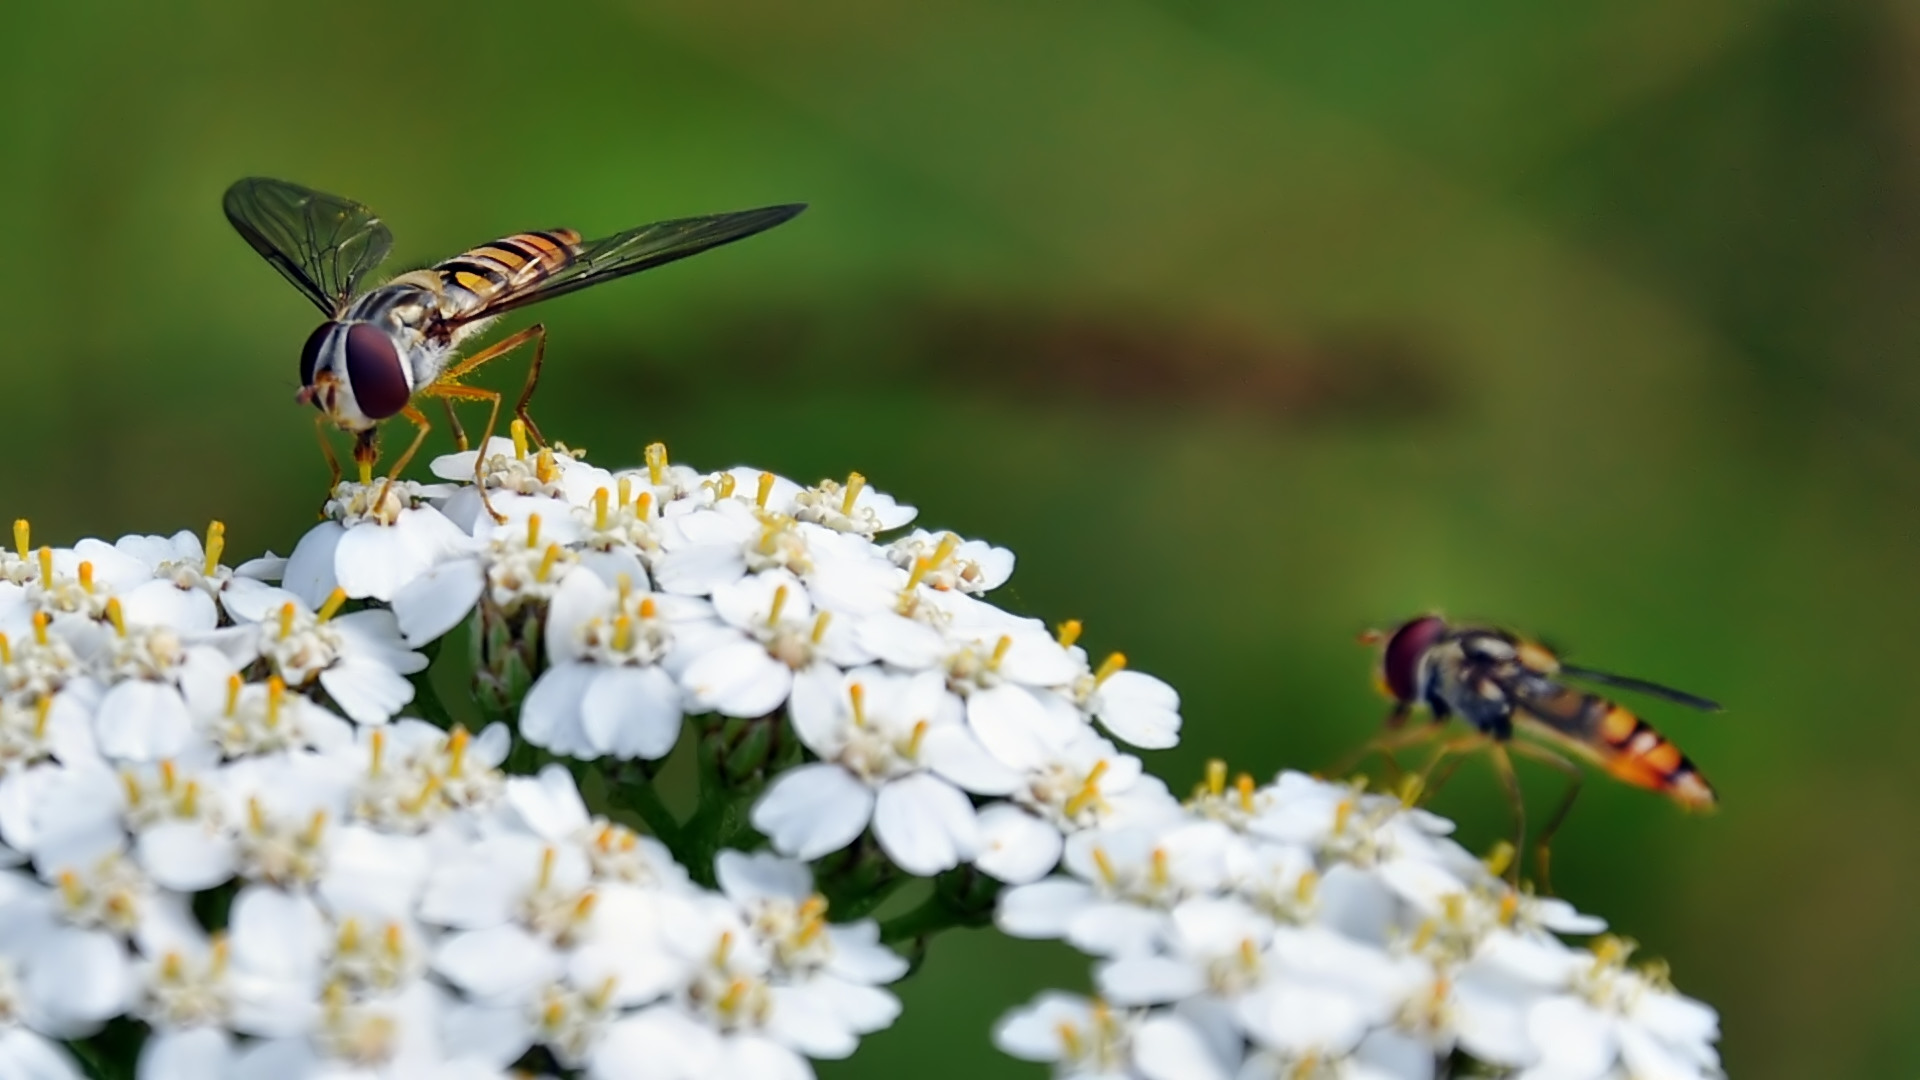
[297,320,413,428]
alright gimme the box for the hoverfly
[1352,615,1720,888]
[223,177,804,514]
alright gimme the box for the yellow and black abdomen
[1518,685,1717,811]
[433,229,583,317]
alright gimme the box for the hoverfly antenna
[1357,628,1385,646]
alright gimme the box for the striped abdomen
[433,229,583,317]
[1517,686,1716,810]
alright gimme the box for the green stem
[616,771,687,856]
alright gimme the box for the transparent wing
[1558,664,1722,712]
[223,177,394,315]
[447,203,805,324]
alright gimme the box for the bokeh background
[4,2,1916,1076]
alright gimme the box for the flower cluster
[993,767,1723,1079]
[0,426,1722,1079]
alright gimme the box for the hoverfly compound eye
[298,324,332,388]
[1381,615,1448,703]
[341,324,411,420]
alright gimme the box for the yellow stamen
[1065,760,1109,819]
[1149,847,1169,887]
[337,919,361,953]
[1333,797,1356,836]
[589,975,617,1009]
[32,612,49,647]
[756,471,775,509]
[767,585,790,627]
[711,930,735,966]
[304,809,327,846]
[615,573,632,605]
[446,726,470,778]
[1090,846,1117,885]
[989,635,1013,670]
[202,521,226,577]
[266,676,285,729]
[634,491,653,519]
[179,779,201,817]
[357,460,372,486]
[1056,619,1083,649]
[593,488,609,530]
[77,561,94,594]
[1411,918,1438,953]
[225,673,242,717]
[32,698,49,740]
[368,729,386,776]
[616,476,633,509]
[383,921,404,958]
[511,418,530,460]
[247,797,266,833]
[0,633,9,664]
[1398,772,1425,807]
[1238,937,1260,971]
[57,869,83,906]
[1056,1022,1083,1060]
[1482,841,1516,880]
[715,472,736,500]
[535,447,557,484]
[121,770,142,807]
[638,596,656,619]
[161,951,184,981]
[11,520,25,561]
[1205,759,1227,797]
[536,543,562,583]
[210,934,230,975]
[645,442,667,485]
[907,719,929,760]
[1236,772,1256,812]
[903,556,931,592]
[717,977,751,1016]
[317,587,348,623]
[401,774,442,816]
[838,472,867,516]
[612,615,634,653]
[1498,890,1519,926]
[105,597,125,637]
[160,759,178,793]
[278,602,297,640]
[811,611,832,644]
[848,683,867,728]
[1093,652,1127,685]
[36,547,51,586]
[526,513,542,549]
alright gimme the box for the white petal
[967,684,1075,770]
[971,804,1063,884]
[582,667,684,760]
[281,524,344,609]
[920,723,1020,795]
[680,641,791,718]
[1097,956,1207,1005]
[434,924,561,1002]
[93,682,192,762]
[137,823,236,891]
[995,879,1096,939]
[520,662,596,758]
[871,774,977,875]
[139,1027,234,1080]
[1135,1014,1231,1080]
[653,546,747,596]
[505,765,590,839]
[544,571,611,664]
[318,657,414,726]
[1094,670,1182,749]
[29,928,129,1024]
[333,523,431,602]
[391,558,485,646]
[715,850,812,903]
[229,887,327,983]
[749,764,874,860]
[1526,997,1616,1077]
[118,580,217,633]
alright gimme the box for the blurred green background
[5,1,1915,1076]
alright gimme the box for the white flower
[996,822,1234,957]
[1500,937,1723,1080]
[521,570,716,761]
[431,434,615,535]
[680,569,869,719]
[391,510,581,648]
[0,869,132,1038]
[885,529,1013,595]
[283,480,472,605]
[993,992,1147,1078]
[750,667,1011,875]
[229,587,426,726]
[90,617,237,763]
[790,472,916,537]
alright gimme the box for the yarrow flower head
[0,435,1721,1080]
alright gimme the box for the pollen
[989,635,1013,670]
[535,447,558,485]
[0,634,9,664]
[714,472,737,500]
[811,611,832,644]
[1090,845,1117,886]
[526,513,542,549]
[645,442,668,485]
[32,698,49,740]
[266,677,285,728]
[511,418,530,460]
[1205,759,1227,797]
[756,471,775,509]
[445,726,471,778]
[536,543,562,583]
[105,597,126,637]
[76,560,94,594]
[1093,652,1127,685]
[203,521,226,576]
[849,683,868,728]
[906,718,929,759]
[32,611,49,647]
[767,585,790,627]
[1066,760,1110,819]
[616,476,633,509]
[11,520,26,561]
[592,488,609,530]
[1056,619,1083,649]
[278,602,297,640]
[36,547,51,587]
[637,596,657,619]
[634,491,652,519]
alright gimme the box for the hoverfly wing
[445,204,806,325]
[223,178,394,316]
[1557,664,1722,713]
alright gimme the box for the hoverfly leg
[441,398,470,452]
[372,406,433,510]
[426,383,507,525]
[351,429,380,487]
[511,324,549,448]
[1506,740,1584,896]
[1486,743,1527,888]
[1320,719,1442,785]
[315,415,342,490]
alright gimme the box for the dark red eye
[1380,615,1447,703]
[342,324,410,420]
[299,324,332,388]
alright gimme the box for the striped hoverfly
[1353,615,1720,889]
[223,177,804,515]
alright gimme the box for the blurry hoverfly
[1349,615,1720,889]
[223,177,804,516]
